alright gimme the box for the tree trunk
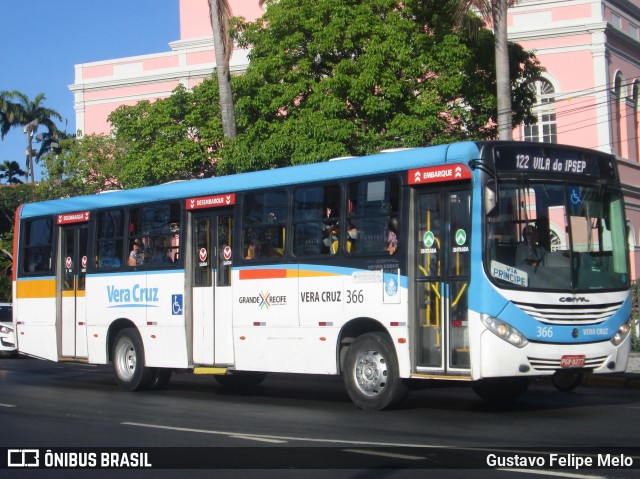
[493,0,512,141]
[210,0,237,140]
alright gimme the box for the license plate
[560,355,585,368]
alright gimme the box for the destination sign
[186,193,236,210]
[57,211,90,224]
[408,163,472,185]
[493,146,617,180]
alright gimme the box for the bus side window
[127,203,181,268]
[347,177,400,256]
[242,190,288,261]
[293,184,341,257]
[22,218,54,275]
[95,210,124,269]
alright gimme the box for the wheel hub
[354,349,388,396]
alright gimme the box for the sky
[0,0,180,180]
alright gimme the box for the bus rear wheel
[112,328,154,391]
[551,370,583,392]
[343,332,408,411]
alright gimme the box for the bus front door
[414,186,471,374]
[192,211,234,366]
[60,225,89,358]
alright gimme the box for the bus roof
[20,141,483,219]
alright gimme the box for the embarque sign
[408,164,472,185]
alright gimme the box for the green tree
[0,183,39,301]
[209,0,238,139]
[221,0,541,173]
[105,80,224,188]
[0,160,26,184]
[0,91,62,183]
[41,133,126,197]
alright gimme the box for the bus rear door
[60,223,89,358]
[410,165,472,375]
[191,210,234,366]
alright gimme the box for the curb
[581,373,640,389]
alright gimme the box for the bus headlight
[0,324,12,335]
[611,318,633,346]
[482,315,529,348]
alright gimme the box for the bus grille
[512,301,624,325]
[527,356,608,371]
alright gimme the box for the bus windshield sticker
[490,260,528,287]
[352,271,383,284]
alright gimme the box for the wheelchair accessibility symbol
[569,187,582,206]
[172,294,183,315]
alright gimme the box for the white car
[0,303,15,355]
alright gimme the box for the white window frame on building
[523,78,558,144]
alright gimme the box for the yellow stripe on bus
[62,290,86,298]
[16,279,56,299]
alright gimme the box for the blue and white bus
[13,141,633,409]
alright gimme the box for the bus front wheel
[343,332,408,411]
[112,328,154,391]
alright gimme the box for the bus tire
[149,368,173,390]
[112,328,154,391]
[343,332,408,411]
[551,371,583,392]
[472,377,530,403]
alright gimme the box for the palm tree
[209,0,237,140]
[0,90,62,183]
[0,93,20,140]
[35,128,73,162]
[0,160,26,184]
[456,0,515,140]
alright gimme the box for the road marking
[120,422,640,473]
[121,421,456,447]
[230,435,287,444]
[0,403,16,408]
[343,448,425,461]
[498,468,605,479]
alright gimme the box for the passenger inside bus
[515,225,547,269]
[128,240,145,266]
[386,217,398,255]
[346,221,358,253]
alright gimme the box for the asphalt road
[1,357,640,479]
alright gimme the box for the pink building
[69,0,640,277]
[506,0,640,277]
[69,0,264,136]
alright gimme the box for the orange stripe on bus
[239,269,293,280]
[16,279,56,299]
[298,270,342,278]
[240,269,342,280]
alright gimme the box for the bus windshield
[485,181,629,292]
